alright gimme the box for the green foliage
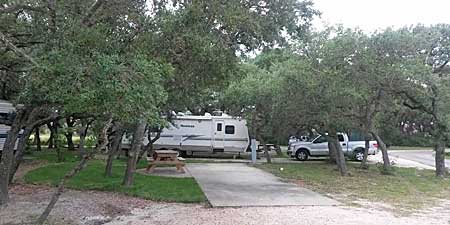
[143,0,319,111]
[223,25,450,148]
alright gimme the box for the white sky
[312,0,450,32]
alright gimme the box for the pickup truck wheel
[354,150,364,161]
[176,150,187,158]
[295,149,308,161]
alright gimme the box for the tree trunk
[47,122,58,149]
[360,130,371,169]
[257,135,271,163]
[8,126,33,183]
[434,137,446,177]
[371,131,391,173]
[35,127,41,151]
[274,145,283,157]
[36,154,90,225]
[327,135,348,176]
[327,141,337,163]
[65,118,76,151]
[360,139,370,169]
[0,108,25,206]
[55,146,63,162]
[105,128,124,177]
[137,130,161,164]
[78,119,92,158]
[36,118,112,225]
[122,121,147,186]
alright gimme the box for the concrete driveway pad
[186,163,339,207]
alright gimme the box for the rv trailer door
[213,120,225,150]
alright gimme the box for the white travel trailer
[146,112,250,155]
[0,100,19,152]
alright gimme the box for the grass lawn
[24,149,205,203]
[256,162,450,211]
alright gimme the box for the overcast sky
[312,0,450,32]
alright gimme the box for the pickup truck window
[338,134,345,142]
[313,136,327,143]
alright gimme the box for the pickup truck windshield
[313,134,345,143]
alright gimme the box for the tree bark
[105,125,124,177]
[137,130,161,164]
[360,129,371,169]
[434,137,446,177]
[64,118,76,151]
[36,154,89,225]
[36,118,112,225]
[78,119,93,158]
[47,122,58,149]
[360,138,370,169]
[327,141,337,163]
[274,145,283,157]
[327,135,348,176]
[8,110,60,183]
[8,126,33,183]
[0,107,26,206]
[122,121,147,186]
[55,145,63,162]
[257,134,271,163]
[371,131,391,173]
[35,126,42,151]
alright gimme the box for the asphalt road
[389,150,450,168]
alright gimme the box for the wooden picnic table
[146,150,185,173]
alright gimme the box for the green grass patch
[256,162,450,211]
[25,159,205,203]
[24,148,204,202]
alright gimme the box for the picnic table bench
[146,150,185,173]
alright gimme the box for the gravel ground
[2,158,450,225]
[0,184,155,225]
[2,185,450,225]
[107,201,450,225]
[367,153,435,170]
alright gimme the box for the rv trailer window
[217,123,222,131]
[225,125,235,134]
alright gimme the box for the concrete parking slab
[186,163,339,207]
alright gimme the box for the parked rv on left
[0,100,20,153]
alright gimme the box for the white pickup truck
[287,133,378,161]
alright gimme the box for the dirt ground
[2,159,450,225]
[2,185,450,225]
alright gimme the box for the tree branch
[82,0,106,26]
[0,31,40,67]
[0,4,46,14]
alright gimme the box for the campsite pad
[186,163,339,207]
[136,168,192,178]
